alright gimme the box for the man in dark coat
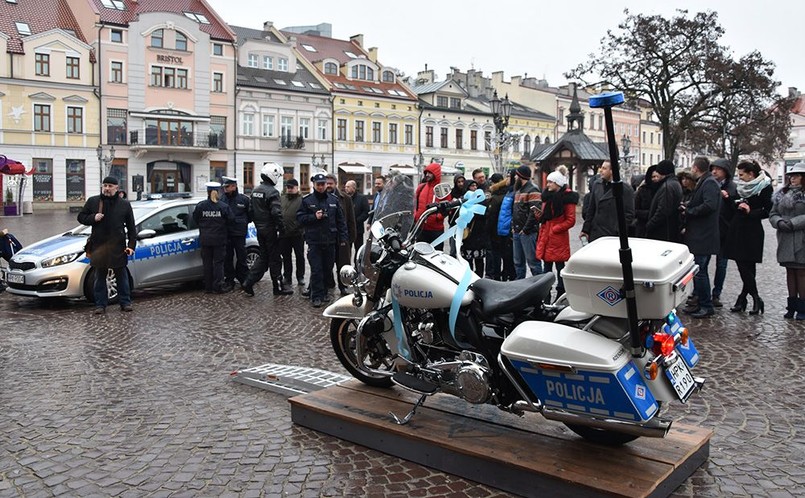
[326,174,355,296]
[221,176,251,291]
[645,160,683,242]
[77,176,136,314]
[581,161,635,242]
[279,179,305,287]
[682,157,722,318]
[709,158,738,308]
[510,165,543,279]
[344,179,369,253]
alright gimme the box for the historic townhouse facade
[231,23,332,194]
[0,0,98,211]
[71,0,237,198]
[289,31,418,192]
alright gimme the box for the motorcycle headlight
[41,252,83,268]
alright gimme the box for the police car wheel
[564,423,639,446]
[83,268,130,304]
[245,247,260,271]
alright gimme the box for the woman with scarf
[536,167,579,302]
[769,162,805,319]
[724,161,773,314]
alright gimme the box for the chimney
[350,34,364,47]
[263,21,273,31]
[368,47,378,63]
[789,87,800,98]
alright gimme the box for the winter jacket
[414,162,449,232]
[193,198,234,246]
[716,178,738,255]
[222,190,251,237]
[77,194,136,269]
[581,179,635,241]
[511,181,542,235]
[769,186,805,266]
[632,166,657,237]
[297,191,348,246]
[724,184,772,263]
[645,176,683,242]
[536,188,578,263]
[486,179,509,239]
[497,189,514,237]
[249,182,284,235]
[333,188,356,244]
[280,193,303,238]
[683,172,721,255]
[352,192,370,234]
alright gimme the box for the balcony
[280,135,305,150]
[128,130,226,154]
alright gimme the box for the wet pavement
[0,211,803,497]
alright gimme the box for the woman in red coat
[414,162,449,248]
[536,168,579,302]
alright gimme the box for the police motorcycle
[325,96,704,446]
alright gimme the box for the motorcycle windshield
[371,172,415,241]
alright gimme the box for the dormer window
[351,64,374,81]
[15,22,31,35]
[100,0,125,10]
[176,32,187,51]
[151,29,163,48]
[324,62,338,75]
[184,12,210,24]
[247,54,258,68]
[382,70,394,83]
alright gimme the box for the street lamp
[96,144,115,180]
[620,134,632,181]
[487,90,517,174]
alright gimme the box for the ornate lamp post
[487,90,516,174]
[620,134,632,182]
[96,144,115,181]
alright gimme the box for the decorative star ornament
[9,105,25,123]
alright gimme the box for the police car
[4,195,260,302]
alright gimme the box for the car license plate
[6,272,24,284]
[665,355,695,402]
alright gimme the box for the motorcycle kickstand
[389,393,429,425]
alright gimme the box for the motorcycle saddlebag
[501,322,659,423]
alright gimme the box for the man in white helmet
[241,162,292,296]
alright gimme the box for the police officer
[221,176,251,292]
[193,182,234,293]
[241,163,292,296]
[297,173,348,308]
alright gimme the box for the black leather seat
[470,273,555,317]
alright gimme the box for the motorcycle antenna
[589,90,644,358]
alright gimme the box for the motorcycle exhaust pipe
[540,408,672,439]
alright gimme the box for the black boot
[784,297,797,319]
[273,278,293,296]
[796,298,805,321]
[729,293,747,312]
[241,278,255,297]
[748,294,764,315]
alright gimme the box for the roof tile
[0,0,88,54]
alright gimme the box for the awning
[389,165,418,175]
[338,164,371,175]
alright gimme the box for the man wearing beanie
[77,176,136,314]
[709,158,737,308]
[510,165,543,279]
[581,161,635,242]
[279,179,305,287]
[645,160,683,242]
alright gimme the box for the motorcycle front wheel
[564,423,639,446]
[330,318,394,388]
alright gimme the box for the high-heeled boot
[748,294,764,315]
[784,297,797,319]
[729,293,747,312]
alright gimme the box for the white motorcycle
[324,174,703,445]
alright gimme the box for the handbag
[84,198,103,257]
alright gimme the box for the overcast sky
[206,0,803,95]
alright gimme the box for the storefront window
[32,159,53,201]
[65,159,85,202]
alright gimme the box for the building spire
[566,82,585,131]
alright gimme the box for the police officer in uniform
[221,176,251,292]
[297,173,348,307]
[193,182,234,293]
[241,163,292,296]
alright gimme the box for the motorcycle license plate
[665,355,695,402]
[6,272,24,284]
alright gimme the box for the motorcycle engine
[437,351,492,404]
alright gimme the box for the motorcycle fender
[555,306,595,324]
[322,295,373,320]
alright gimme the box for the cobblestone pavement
[0,212,803,497]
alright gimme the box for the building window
[382,70,394,83]
[318,119,328,140]
[523,135,531,155]
[65,159,86,202]
[248,53,258,68]
[484,131,491,151]
[449,97,461,109]
[34,104,51,132]
[111,29,123,43]
[150,66,162,86]
[32,159,53,201]
[66,57,80,79]
[324,62,338,74]
[163,67,175,87]
[388,123,398,144]
[150,66,187,88]
[213,43,223,56]
[151,29,163,48]
[470,130,478,150]
[372,122,381,143]
[176,68,188,89]
[337,119,347,141]
[598,115,603,130]
[243,162,254,193]
[262,115,274,137]
[241,113,254,136]
[144,119,194,145]
[350,64,374,81]
[436,96,448,108]
[110,61,123,82]
[299,118,310,139]
[263,56,273,70]
[107,108,127,144]
[278,58,288,71]
[279,116,293,142]
[455,129,463,150]
[176,32,187,51]
[425,126,433,148]
[440,127,448,148]
[210,116,226,149]
[650,133,654,144]
[35,53,50,76]
[355,120,364,142]
[67,106,83,134]
[212,72,223,92]
[404,124,413,145]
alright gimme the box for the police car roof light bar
[589,90,644,358]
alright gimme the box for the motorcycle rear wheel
[330,318,394,388]
[564,423,639,446]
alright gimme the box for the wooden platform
[289,380,712,498]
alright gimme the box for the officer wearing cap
[297,173,348,307]
[280,178,305,287]
[193,182,234,293]
[220,176,251,291]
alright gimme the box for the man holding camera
[297,173,348,308]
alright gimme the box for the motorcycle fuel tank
[391,249,478,309]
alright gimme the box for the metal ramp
[231,363,351,397]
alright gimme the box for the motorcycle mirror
[433,182,451,199]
